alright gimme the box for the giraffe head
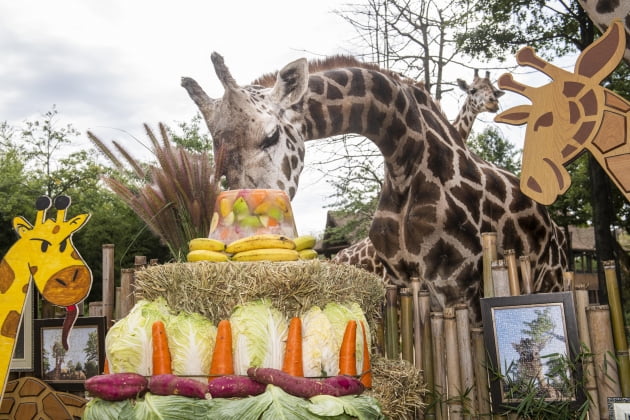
[495,20,626,205]
[12,195,92,307]
[456,69,504,114]
[181,53,310,199]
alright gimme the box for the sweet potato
[149,374,210,399]
[323,375,365,396]
[85,373,148,401]
[207,375,266,398]
[247,367,338,398]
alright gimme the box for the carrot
[152,320,172,375]
[209,319,234,382]
[339,320,357,376]
[282,317,304,376]
[360,321,372,388]
[103,357,110,374]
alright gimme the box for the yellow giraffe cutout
[0,195,92,403]
[495,20,630,205]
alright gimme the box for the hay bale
[134,259,385,325]
[369,356,425,419]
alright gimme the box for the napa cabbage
[301,306,338,377]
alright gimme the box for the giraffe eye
[534,112,554,131]
[260,128,280,150]
[60,238,68,253]
[40,240,51,253]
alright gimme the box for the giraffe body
[578,0,630,65]
[333,70,504,277]
[182,54,567,322]
[496,20,630,206]
[0,196,91,404]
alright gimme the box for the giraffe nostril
[56,278,68,287]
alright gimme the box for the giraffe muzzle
[41,265,92,306]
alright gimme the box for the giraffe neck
[453,100,478,140]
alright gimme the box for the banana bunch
[186,238,229,262]
[293,235,319,260]
[227,234,299,262]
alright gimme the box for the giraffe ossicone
[0,195,92,404]
[182,53,567,323]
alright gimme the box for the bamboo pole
[411,278,423,369]
[455,304,477,418]
[573,283,600,420]
[374,317,385,357]
[431,312,446,420]
[385,285,400,359]
[471,328,491,417]
[587,304,621,419]
[481,232,497,298]
[563,271,574,292]
[400,288,414,363]
[491,259,510,297]
[420,291,435,419]
[519,256,533,294]
[504,249,520,296]
[102,244,115,328]
[120,268,135,318]
[604,260,630,396]
[444,307,462,420]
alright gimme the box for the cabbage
[83,398,133,419]
[230,300,288,375]
[166,311,217,383]
[132,393,212,419]
[105,298,173,375]
[301,306,338,377]
[322,303,367,376]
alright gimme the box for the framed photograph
[481,292,583,411]
[34,316,106,392]
[10,283,34,371]
[609,397,630,420]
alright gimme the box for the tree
[468,127,521,175]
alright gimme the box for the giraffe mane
[251,55,419,87]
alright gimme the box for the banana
[293,235,316,251]
[298,249,318,260]
[189,237,226,252]
[225,234,296,254]
[187,249,229,262]
[231,248,299,262]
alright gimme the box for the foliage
[89,123,220,260]
[167,113,213,154]
[468,127,521,175]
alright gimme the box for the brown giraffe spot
[52,225,60,234]
[0,259,15,293]
[606,154,630,192]
[573,121,596,144]
[605,90,630,112]
[2,310,20,339]
[592,110,626,153]
[563,81,584,97]
[579,90,598,116]
[71,250,81,260]
[30,266,38,275]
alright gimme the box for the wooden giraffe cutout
[0,196,92,404]
[496,20,630,205]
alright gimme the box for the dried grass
[369,356,426,419]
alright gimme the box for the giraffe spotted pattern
[182,54,567,323]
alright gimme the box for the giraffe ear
[495,105,532,126]
[67,214,91,232]
[270,58,309,106]
[12,216,33,237]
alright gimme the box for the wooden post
[420,290,435,419]
[444,307,462,420]
[519,256,533,294]
[504,249,520,296]
[563,271,574,292]
[385,285,399,359]
[120,268,135,318]
[88,301,103,317]
[604,260,630,396]
[587,304,621,419]
[400,288,414,363]
[431,312,446,420]
[491,260,510,297]
[114,286,121,320]
[456,304,477,418]
[102,244,115,328]
[574,284,600,420]
[481,232,497,298]
[411,278,423,369]
[471,327,491,417]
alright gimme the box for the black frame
[10,282,34,371]
[609,397,630,420]
[481,292,583,411]
[34,316,106,392]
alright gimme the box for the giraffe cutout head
[181,53,309,199]
[495,20,628,205]
[11,195,92,307]
[457,69,504,114]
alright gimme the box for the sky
[0,1,531,237]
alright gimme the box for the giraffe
[332,69,505,278]
[182,54,567,322]
[578,0,630,65]
[0,195,92,403]
[495,20,630,206]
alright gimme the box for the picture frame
[34,316,106,392]
[480,292,583,411]
[10,282,34,371]
[609,397,630,420]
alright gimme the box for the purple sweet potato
[149,374,210,399]
[85,373,148,401]
[323,375,365,396]
[207,375,267,398]
[247,367,338,398]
